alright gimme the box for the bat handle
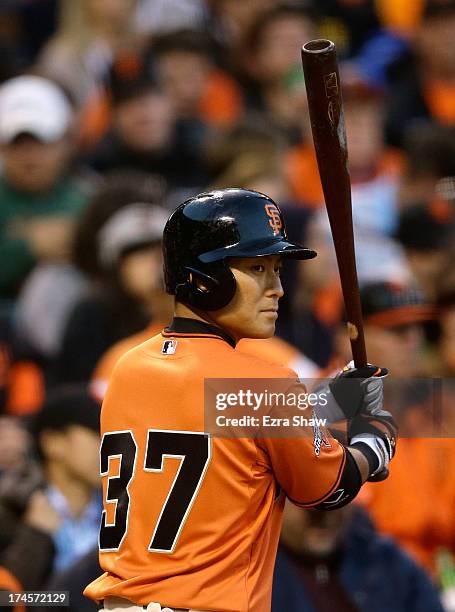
[347,322,368,369]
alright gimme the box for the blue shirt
[46,486,102,572]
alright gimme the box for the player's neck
[174,302,238,340]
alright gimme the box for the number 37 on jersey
[99,429,211,554]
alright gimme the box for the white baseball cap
[98,203,169,269]
[0,75,73,144]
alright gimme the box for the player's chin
[248,318,276,339]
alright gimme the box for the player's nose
[266,273,284,298]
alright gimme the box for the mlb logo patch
[162,339,178,355]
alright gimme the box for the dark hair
[404,125,455,178]
[151,29,216,60]
[205,114,286,177]
[423,0,455,20]
[395,202,455,251]
[32,385,100,460]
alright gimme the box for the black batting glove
[329,362,388,419]
[329,362,397,480]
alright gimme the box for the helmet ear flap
[185,267,221,292]
[175,263,236,311]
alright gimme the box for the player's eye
[252,264,265,273]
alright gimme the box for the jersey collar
[163,317,236,348]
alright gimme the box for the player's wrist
[350,436,390,477]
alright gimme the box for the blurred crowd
[0,0,454,610]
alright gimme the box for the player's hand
[329,360,388,420]
[330,361,396,481]
[311,361,387,425]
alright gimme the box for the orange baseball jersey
[85,318,345,611]
[91,326,319,402]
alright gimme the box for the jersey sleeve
[256,374,347,507]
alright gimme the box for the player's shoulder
[231,346,298,380]
[109,332,165,374]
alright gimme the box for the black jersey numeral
[144,430,211,552]
[99,431,137,551]
[99,430,211,553]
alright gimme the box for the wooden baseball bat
[301,40,388,482]
[301,39,367,367]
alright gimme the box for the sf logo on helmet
[264,204,283,235]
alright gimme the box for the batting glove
[329,361,397,479]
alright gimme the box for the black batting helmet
[163,188,317,310]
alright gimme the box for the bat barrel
[301,39,368,367]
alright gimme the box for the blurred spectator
[398,124,455,208]
[289,224,411,368]
[31,386,101,572]
[0,75,92,304]
[43,546,99,612]
[358,434,455,581]
[36,0,144,107]
[325,281,455,581]
[0,489,59,593]
[207,0,276,50]
[334,282,434,376]
[273,502,444,611]
[13,263,89,366]
[55,177,170,384]
[431,253,455,375]
[151,29,243,128]
[206,116,289,202]
[288,73,404,211]
[240,4,317,129]
[0,417,30,472]
[395,200,455,301]
[86,76,209,196]
[385,1,455,147]
[0,417,57,591]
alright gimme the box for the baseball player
[85,189,397,612]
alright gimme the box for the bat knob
[367,467,389,483]
[302,39,335,55]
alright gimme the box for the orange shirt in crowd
[358,437,455,574]
[424,80,455,125]
[198,69,243,127]
[85,321,345,611]
[0,566,25,612]
[285,144,324,209]
[375,0,425,36]
[79,68,243,149]
[0,340,44,416]
[285,145,404,208]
